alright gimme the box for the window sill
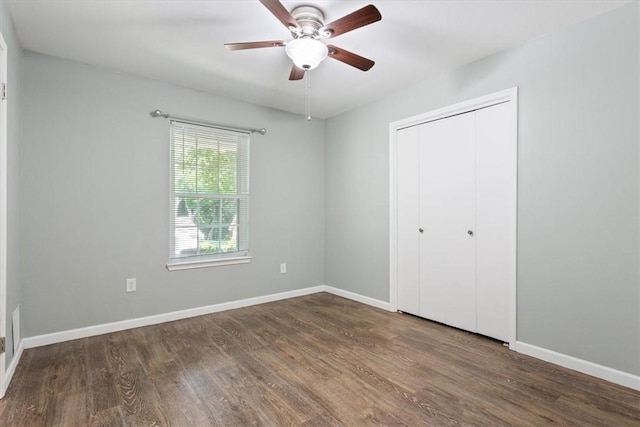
[166,255,252,271]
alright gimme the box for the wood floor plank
[86,406,124,427]
[181,363,255,426]
[1,292,638,426]
[107,332,172,426]
[85,339,121,419]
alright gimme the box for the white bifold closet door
[397,101,512,342]
[419,112,476,332]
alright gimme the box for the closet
[395,99,516,342]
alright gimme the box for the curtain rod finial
[150,109,168,118]
[257,128,267,135]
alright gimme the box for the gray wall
[21,52,325,337]
[326,3,639,375]
[1,0,23,369]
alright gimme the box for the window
[168,121,250,270]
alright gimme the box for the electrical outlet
[126,278,136,292]
[280,263,287,274]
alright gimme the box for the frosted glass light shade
[285,38,328,70]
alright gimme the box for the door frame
[389,87,518,349]
[0,32,7,397]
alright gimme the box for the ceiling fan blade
[327,45,375,71]
[323,4,381,38]
[224,40,286,51]
[289,65,305,81]
[259,0,299,30]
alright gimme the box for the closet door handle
[419,228,424,233]
[467,230,474,236]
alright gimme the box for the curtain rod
[149,110,267,135]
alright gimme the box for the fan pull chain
[305,70,312,121]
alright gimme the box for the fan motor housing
[291,6,326,38]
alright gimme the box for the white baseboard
[23,285,391,351]
[516,341,640,391]
[16,287,638,394]
[2,338,24,396]
[323,285,392,311]
[23,285,326,349]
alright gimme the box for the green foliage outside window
[174,139,241,256]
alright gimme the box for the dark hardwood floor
[0,292,638,426]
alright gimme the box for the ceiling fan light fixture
[285,37,328,70]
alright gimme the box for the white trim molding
[516,341,640,391]
[12,285,639,395]
[0,32,8,399]
[23,285,391,350]
[323,286,391,311]
[389,87,519,349]
[166,255,252,271]
[3,338,23,396]
[24,286,325,349]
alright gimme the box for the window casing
[168,121,250,269]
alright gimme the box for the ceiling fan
[224,0,382,81]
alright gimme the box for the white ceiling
[7,0,630,119]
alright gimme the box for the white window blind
[169,121,250,264]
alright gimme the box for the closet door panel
[475,102,513,341]
[419,113,476,330]
[396,126,421,315]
